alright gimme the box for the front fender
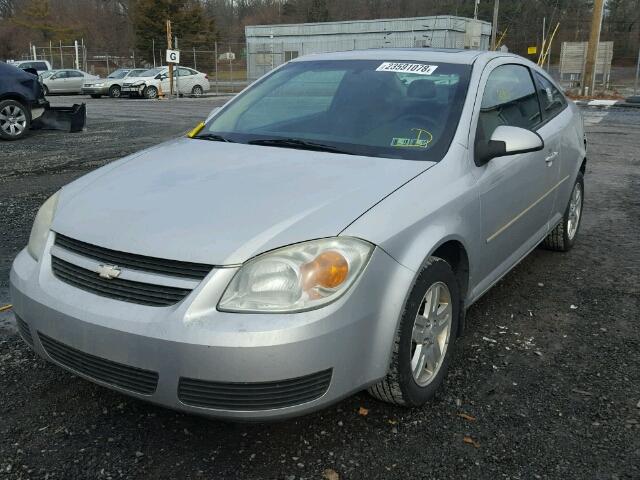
[341,143,481,305]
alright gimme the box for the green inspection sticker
[391,128,433,148]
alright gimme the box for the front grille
[15,315,33,346]
[178,369,332,411]
[52,256,191,307]
[54,234,212,280]
[39,333,158,395]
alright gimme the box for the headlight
[27,191,60,261]
[218,237,374,313]
[133,81,144,86]
[94,83,104,87]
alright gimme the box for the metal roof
[290,48,507,65]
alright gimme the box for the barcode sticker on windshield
[376,62,438,75]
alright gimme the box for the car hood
[52,138,433,265]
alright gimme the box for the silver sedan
[42,69,99,94]
[11,49,585,420]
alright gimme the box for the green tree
[132,0,215,62]
[11,0,76,41]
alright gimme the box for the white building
[245,15,492,80]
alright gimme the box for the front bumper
[10,239,413,421]
[121,84,146,96]
[81,86,109,95]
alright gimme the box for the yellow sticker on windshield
[391,128,433,148]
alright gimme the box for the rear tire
[109,85,121,98]
[368,257,460,406]
[542,172,584,252]
[0,99,31,141]
[191,85,203,97]
[144,86,158,99]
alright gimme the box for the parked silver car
[11,49,586,420]
[81,68,148,98]
[42,69,99,94]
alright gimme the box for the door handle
[545,151,558,165]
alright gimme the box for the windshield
[137,67,163,77]
[198,60,471,161]
[107,69,129,79]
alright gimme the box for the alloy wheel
[567,182,583,240]
[0,104,27,137]
[410,281,453,387]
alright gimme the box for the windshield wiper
[248,138,354,155]
[193,133,236,143]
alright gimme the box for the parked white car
[42,69,99,94]
[121,66,210,98]
[9,59,52,73]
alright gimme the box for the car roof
[291,48,517,65]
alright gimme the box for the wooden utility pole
[582,0,605,96]
[491,0,499,50]
[166,19,174,95]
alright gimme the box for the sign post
[166,20,174,95]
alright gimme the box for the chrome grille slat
[39,333,158,395]
[55,234,212,280]
[178,369,332,410]
[51,256,190,307]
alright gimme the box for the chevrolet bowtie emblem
[97,264,121,280]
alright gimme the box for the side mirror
[476,125,544,166]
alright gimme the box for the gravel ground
[0,97,638,480]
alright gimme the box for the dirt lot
[0,97,639,480]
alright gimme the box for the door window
[55,71,69,79]
[477,64,541,142]
[178,68,194,76]
[69,71,84,77]
[534,72,566,120]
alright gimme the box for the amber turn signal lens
[301,250,349,290]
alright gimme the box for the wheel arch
[427,237,471,336]
[0,93,30,108]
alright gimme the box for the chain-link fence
[21,40,249,94]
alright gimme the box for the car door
[68,71,85,92]
[177,68,194,94]
[533,71,573,226]
[50,70,68,92]
[158,71,171,93]
[471,62,559,286]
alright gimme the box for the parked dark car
[0,61,49,140]
[0,61,86,140]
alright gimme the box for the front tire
[542,171,584,252]
[368,257,460,406]
[144,86,158,99]
[0,99,31,141]
[109,85,121,98]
